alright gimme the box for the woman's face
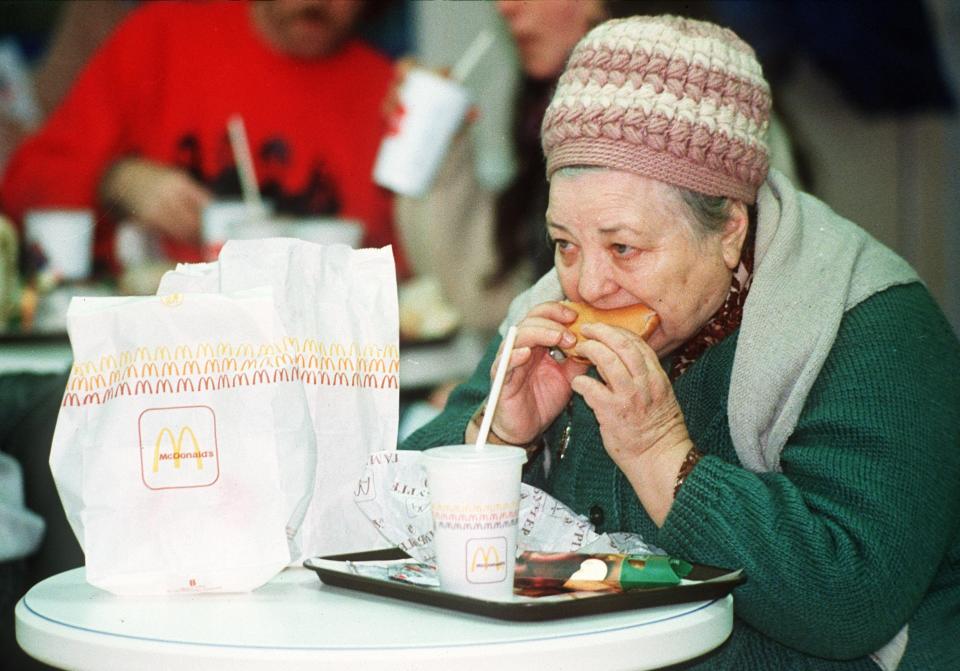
[546,170,748,357]
[496,0,605,80]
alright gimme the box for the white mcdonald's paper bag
[50,288,317,595]
[158,239,399,559]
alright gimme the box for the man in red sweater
[0,0,406,274]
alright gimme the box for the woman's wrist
[467,403,543,455]
[621,438,697,526]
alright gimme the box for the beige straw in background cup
[226,115,269,223]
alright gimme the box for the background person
[403,15,960,669]
[395,0,623,337]
[0,0,408,276]
[393,0,615,442]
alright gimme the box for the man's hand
[100,158,212,243]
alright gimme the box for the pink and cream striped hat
[541,15,771,203]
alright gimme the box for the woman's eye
[611,243,637,258]
[553,238,573,253]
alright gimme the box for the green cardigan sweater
[402,283,960,670]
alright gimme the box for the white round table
[16,567,733,671]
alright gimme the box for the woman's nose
[576,254,618,303]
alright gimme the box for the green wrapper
[513,551,695,594]
[618,555,693,589]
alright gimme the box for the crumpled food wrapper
[354,450,662,564]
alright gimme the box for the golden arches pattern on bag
[62,337,400,406]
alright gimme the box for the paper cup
[24,209,94,281]
[422,444,526,600]
[201,201,274,260]
[285,217,363,247]
[373,69,471,198]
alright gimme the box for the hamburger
[560,300,659,363]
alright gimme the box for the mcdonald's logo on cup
[465,537,508,584]
[138,405,219,490]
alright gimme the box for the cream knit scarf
[500,169,918,669]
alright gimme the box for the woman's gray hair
[678,190,733,237]
[552,165,733,238]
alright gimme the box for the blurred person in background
[395,0,620,339]
[393,0,620,440]
[0,1,135,173]
[0,0,408,277]
[28,1,136,120]
[403,14,960,669]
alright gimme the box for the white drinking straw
[226,114,266,221]
[450,29,495,83]
[475,325,519,449]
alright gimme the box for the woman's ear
[720,201,750,270]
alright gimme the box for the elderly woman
[403,15,960,670]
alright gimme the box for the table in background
[0,336,72,375]
[17,567,733,671]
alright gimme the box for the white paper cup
[373,69,471,198]
[202,200,249,260]
[201,201,273,260]
[24,209,94,281]
[284,217,363,247]
[422,444,526,600]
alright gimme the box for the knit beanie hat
[541,15,771,203]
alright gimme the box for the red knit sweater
[0,0,405,274]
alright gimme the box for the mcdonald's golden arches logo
[465,537,508,584]
[139,405,219,490]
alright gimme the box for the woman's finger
[489,344,535,392]
[580,322,651,379]
[500,346,534,389]
[570,373,611,409]
[574,336,632,388]
[515,317,576,352]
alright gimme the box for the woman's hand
[570,322,694,523]
[481,301,589,445]
[100,158,212,243]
